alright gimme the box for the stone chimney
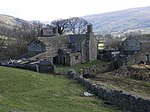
[86,24,93,34]
[53,27,59,35]
[39,29,43,36]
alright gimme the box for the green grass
[56,60,104,75]
[0,67,121,112]
[56,60,150,100]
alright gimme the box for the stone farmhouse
[28,25,98,66]
[118,35,150,66]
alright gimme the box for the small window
[75,56,79,60]
[134,59,136,64]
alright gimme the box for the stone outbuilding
[28,25,98,66]
[118,35,150,66]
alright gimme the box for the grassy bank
[0,66,120,112]
[56,60,150,100]
[55,60,104,75]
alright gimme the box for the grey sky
[0,0,150,21]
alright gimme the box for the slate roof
[128,35,150,43]
[38,35,69,46]
[28,39,44,46]
[68,34,87,52]
[36,34,87,53]
[37,34,87,45]
[68,34,86,43]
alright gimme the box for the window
[75,56,79,60]
[145,54,149,62]
[134,59,136,64]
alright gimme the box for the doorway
[53,56,58,64]
[145,54,149,63]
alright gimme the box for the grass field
[56,60,150,100]
[0,66,121,112]
[55,60,105,75]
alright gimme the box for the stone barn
[118,35,150,66]
[28,25,98,66]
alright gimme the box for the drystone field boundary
[67,69,150,112]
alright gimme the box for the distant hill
[1,6,150,35]
[0,14,33,30]
[83,6,150,34]
[0,14,38,47]
[0,15,38,60]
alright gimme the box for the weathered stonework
[118,35,150,66]
[67,69,150,112]
[28,40,46,52]
[3,59,55,73]
[28,25,98,66]
[83,62,115,74]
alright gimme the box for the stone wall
[86,33,98,62]
[2,60,55,73]
[122,36,141,51]
[117,51,150,66]
[44,35,69,57]
[37,60,55,73]
[67,69,150,112]
[142,42,150,52]
[69,52,82,66]
[127,51,150,65]
[80,40,87,63]
[83,62,115,74]
[89,35,98,61]
[28,40,46,52]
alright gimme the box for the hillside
[56,62,150,100]
[0,14,36,42]
[0,14,32,29]
[1,6,150,35]
[0,15,38,60]
[0,67,120,112]
[83,6,150,34]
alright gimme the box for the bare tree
[105,35,122,50]
[51,19,69,35]
[68,17,89,34]
[50,17,90,35]
[0,20,41,60]
[29,21,44,37]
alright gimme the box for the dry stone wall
[83,62,115,74]
[67,69,150,112]
[1,60,55,73]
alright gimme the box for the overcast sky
[0,0,150,21]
